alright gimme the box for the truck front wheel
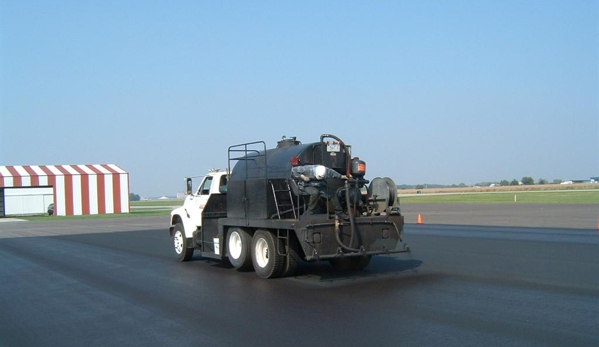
[173,222,193,262]
[227,227,253,270]
[252,229,284,279]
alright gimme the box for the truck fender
[170,213,197,239]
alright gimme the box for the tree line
[405,177,564,190]
[478,177,562,187]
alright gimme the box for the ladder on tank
[270,180,297,219]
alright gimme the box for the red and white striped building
[0,164,130,217]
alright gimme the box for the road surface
[0,206,597,347]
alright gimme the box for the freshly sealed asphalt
[400,203,598,229]
[0,204,597,347]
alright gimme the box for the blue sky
[1,1,597,197]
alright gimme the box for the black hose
[334,219,362,252]
[334,223,361,252]
[333,179,361,252]
[320,134,360,252]
[344,180,356,247]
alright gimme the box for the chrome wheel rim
[254,238,269,268]
[229,231,242,259]
[174,230,184,254]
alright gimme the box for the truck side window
[219,176,228,193]
[199,176,213,195]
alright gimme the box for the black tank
[227,136,350,219]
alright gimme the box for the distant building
[0,164,130,217]
[561,177,598,184]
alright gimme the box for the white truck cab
[169,169,228,261]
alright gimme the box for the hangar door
[4,187,53,216]
[0,188,4,217]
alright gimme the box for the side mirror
[185,178,193,195]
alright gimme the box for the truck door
[188,175,213,228]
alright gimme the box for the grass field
[18,200,180,221]
[19,208,172,221]
[399,190,599,204]
[398,183,598,195]
[131,200,182,207]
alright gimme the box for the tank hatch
[277,136,301,148]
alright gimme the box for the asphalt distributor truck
[169,134,410,278]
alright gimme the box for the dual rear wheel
[226,227,253,270]
[251,230,285,279]
[227,228,298,279]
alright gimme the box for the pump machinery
[169,134,410,278]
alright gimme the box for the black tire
[279,234,300,278]
[251,229,284,279]
[172,222,193,262]
[226,227,253,270]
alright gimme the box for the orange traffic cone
[417,214,423,225]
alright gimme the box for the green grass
[131,200,182,207]
[18,201,179,221]
[400,190,599,204]
[19,209,172,221]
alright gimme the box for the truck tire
[251,229,284,279]
[279,234,300,278]
[227,227,253,270]
[173,222,193,262]
[352,255,372,270]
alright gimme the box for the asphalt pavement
[0,205,597,347]
[401,203,598,229]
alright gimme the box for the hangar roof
[0,164,128,188]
